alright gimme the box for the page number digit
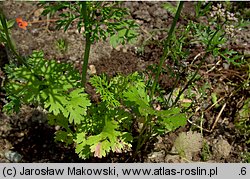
[240,167,246,175]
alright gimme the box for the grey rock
[5,151,22,163]
[213,139,232,159]
[223,63,230,70]
[244,50,250,58]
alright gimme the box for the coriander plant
[2,2,189,160]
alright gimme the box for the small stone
[5,151,22,163]
[244,50,250,58]
[17,132,25,137]
[223,63,230,70]
[122,48,128,53]
[70,56,77,62]
[148,150,165,159]
[55,125,60,130]
[213,139,231,159]
[115,45,122,51]
[89,65,96,75]
[135,20,144,25]
[30,29,39,37]
[34,8,44,17]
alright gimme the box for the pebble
[148,150,165,159]
[70,56,77,62]
[212,139,232,159]
[223,63,230,70]
[4,150,22,163]
[244,50,250,58]
[34,8,44,17]
[55,125,60,130]
[30,29,39,37]
[89,65,96,75]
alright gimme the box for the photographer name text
[19,166,116,176]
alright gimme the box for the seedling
[56,38,68,54]
[201,140,212,161]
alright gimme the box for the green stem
[166,74,180,108]
[0,12,23,65]
[134,114,154,155]
[81,2,92,87]
[150,2,184,99]
[0,11,43,81]
[136,117,148,151]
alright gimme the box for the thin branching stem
[172,21,227,107]
[150,2,184,99]
[0,11,43,81]
[81,2,92,87]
